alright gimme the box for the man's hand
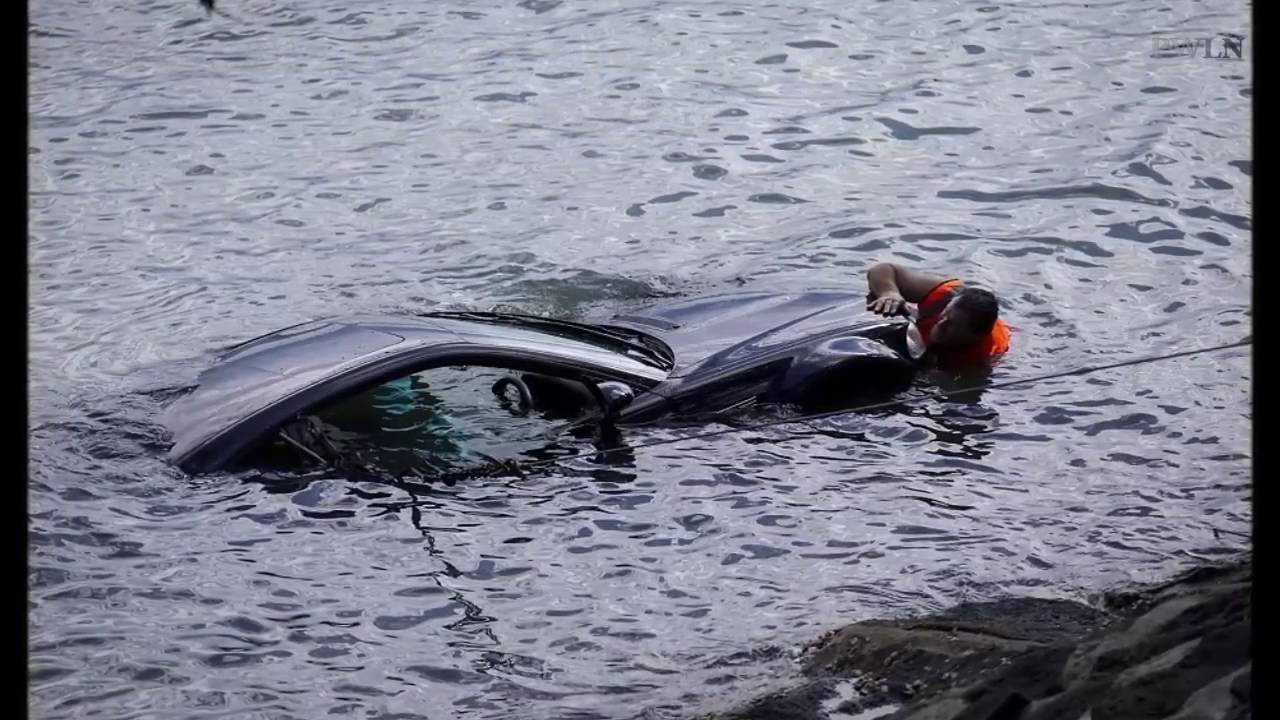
[868,292,907,317]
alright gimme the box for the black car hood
[609,289,885,378]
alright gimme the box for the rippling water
[29,1,1251,718]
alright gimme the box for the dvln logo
[1152,33,1245,59]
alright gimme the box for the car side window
[252,365,618,475]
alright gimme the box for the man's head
[929,287,999,350]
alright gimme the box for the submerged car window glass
[250,366,597,474]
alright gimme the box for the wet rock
[706,680,834,720]
[695,557,1250,720]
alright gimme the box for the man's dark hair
[953,287,999,334]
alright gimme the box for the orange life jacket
[914,280,1010,370]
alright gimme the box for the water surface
[30,1,1251,718]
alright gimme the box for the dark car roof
[164,314,670,474]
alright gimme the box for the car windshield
[422,311,675,371]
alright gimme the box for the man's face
[929,300,983,350]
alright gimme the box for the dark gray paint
[166,291,913,473]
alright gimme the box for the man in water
[864,261,1010,370]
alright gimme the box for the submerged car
[164,289,919,474]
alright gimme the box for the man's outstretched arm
[865,262,951,316]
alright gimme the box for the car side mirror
[595,381,635,417]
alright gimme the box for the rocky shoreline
[696,556,1250,720]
